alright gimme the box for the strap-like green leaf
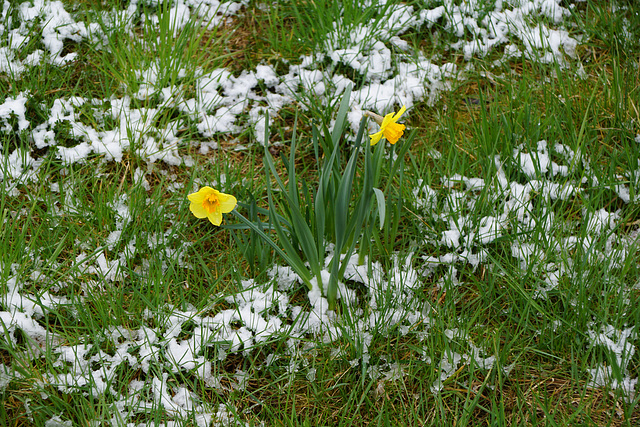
[331,84,352,147]
[372,187,386,229]
[231,210,312,288]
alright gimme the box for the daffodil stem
[358,231,368,266]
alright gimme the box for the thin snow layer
[587,324,638,402]
[1,0,584,179]
[441,0,580,65]
[422,140,638,299]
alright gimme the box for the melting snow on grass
[1,0,586,171]
[1,0,639,425]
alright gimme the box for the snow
[1,0,584,176]
[587,324,638,402]
[0,93,29,131]
[44,415,72,427]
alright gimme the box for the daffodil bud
[364,110,384,125]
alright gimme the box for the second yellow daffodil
[366,105,407,146]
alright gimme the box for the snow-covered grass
[1,0,640,425]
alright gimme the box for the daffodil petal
[208,211,223,226]
[380,112,395,128]
[392,105,407,121]
[190,203,210,218]
[370,131,383,146]
[187,186,214,204]
[218,194,238,213]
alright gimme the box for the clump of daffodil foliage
[188,87,411,308]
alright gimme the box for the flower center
[384,123,405,143]
[202,194,220,214]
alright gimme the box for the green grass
[1,0,640,425]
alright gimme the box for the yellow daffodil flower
[188,186,237,226]
[365,105,407,146]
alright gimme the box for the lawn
[1,0,640,425]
